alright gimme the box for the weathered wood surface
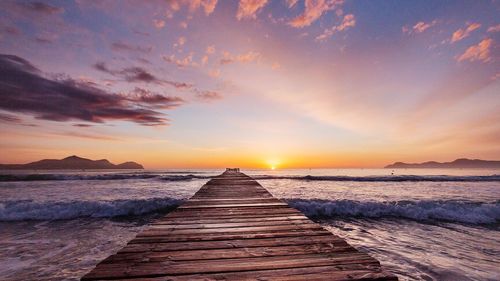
[82,170,397,280]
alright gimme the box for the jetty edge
[81,169,397,280]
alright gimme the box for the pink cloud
[196,90,223,102]
[487,24,500,33]
[456,38,493,63]
[289,0,342,28]
[173,36,186,48]
[208,68,221,77]
[315,13,355,41]
[220,51,261,65]
[153,19,165,29]
[414,21,435,33]
[451,22,481,43]
[403,20,437,34]
[236,0,268,20]
[286,0,299,8]
[201,55,209,65]
[206,45,216,54]
[162,53,198,68]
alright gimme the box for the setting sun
[266,159,281,170]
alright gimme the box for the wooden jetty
[82,170,397,280]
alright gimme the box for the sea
[0,168,498,280]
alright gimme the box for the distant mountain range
[0,155,144,170]
[385,158,500,169]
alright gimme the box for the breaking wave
[0,198,182,221]
[287,199,500,225]
[253,174,500,182]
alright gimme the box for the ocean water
[0,168,499,280]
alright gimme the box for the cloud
[0,54,185,126]
[189,0,218,15]
[111,41,152,53]
[166,0,218,17]
[195,90,223,102]
[125,88,184,109]
[220,51,261,65]
[35,32,58,44]
[403,20,437,34]
[17,1,64,15]
[456,38,493,63]
[153,19,165,29]
[162,53,198,68]
[202,55,209,65]
[487,24,500,33]
[94,62,192,89]
[286,0,299,8]
[208,68,221,77]
[178,36,186,46]
[73,123,93,127]
[206,45,216,54]
[288,0,341,28]
[120,67,159,83]
[315,13,355,41]
[0,112,22,123]
[451,23,481,43]
[0,23,21,38]
[93,61,193,90]
[236,0,268,20]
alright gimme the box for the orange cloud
[316,13,355,41]
[289,0,341,28]
[167,0,218,16]
[236,0,268,20]
[456,38,493,63]
[220,51,261,65]
[188,0,218,15]
[451,22,481,43]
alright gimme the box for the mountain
[385,158,500,169]
[0,155,144,170]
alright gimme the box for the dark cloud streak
[93,61,194,89]
[17,1,64,15]
[111,41,152,54]
[0,54,183,126]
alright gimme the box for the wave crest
[287,199,500,225]
[0,198,182,221]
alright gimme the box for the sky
[0,0,499,169]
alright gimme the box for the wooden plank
[118,235,350,253]
[81,170,397,281]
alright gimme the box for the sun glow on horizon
[266,159,281,170]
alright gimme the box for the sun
[266,159,280,170]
